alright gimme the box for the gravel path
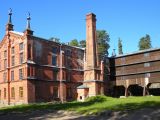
[0,107,159,120]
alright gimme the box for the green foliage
[69,39,79,47]
[68,30,110,59]
[85,95,108,103]
[138,34,152,50]
[49,37,60,43]
[118,38,123,54]
[79,40,86,48]
[97,30,110,60]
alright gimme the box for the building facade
[0,10,85,105]
[0,10,159,105]
[109,48,160,97]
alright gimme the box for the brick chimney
[85,13,99,69]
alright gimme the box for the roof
[33,35,85,50]
[77,85,89,89]
[10,31,24,36]
[4,30,84,51]
[114,47,160,58]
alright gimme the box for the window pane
[19,87,23,98]
[19,69,23,80]
[11,47,14,54]
[53,71,58,81]
[4,50,7,58]
[144,63,150,67]
[11,71,14,81]
[53,87,58,98]
[52,56,57,66]
[52,47,57,54]
[12,56,15,66]
[4,59,7,69]
[19,43,23,51]
[19,53,23,64]
[3,72,6,82]
[4,88,6,99]
[11,87,15,99]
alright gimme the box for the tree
[79,40,86,48]
[118,38,123,55]
[68,30,110,60]
[69,39,79,47]
[97,30,110,60]
[49,37,60,43]
[138,34,152,50]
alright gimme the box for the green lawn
[0,96,160,115]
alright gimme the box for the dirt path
[0,107,160,120]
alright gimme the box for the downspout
[59,44,64,103]
[7,33,11,105]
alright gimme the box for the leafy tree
[69,39,79,47]
[68,30,110,60]
[138,34,152,50]
[118,38,123,55]
[97,30,110,60]
[49,37,60,43]
[79,40,86,48]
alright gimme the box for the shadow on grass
[0,96,108,113]
[0,96,160,120]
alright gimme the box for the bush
[85,95,110,103]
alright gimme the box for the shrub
[85,95,109,103]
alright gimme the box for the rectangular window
[144,53,149,57]
[52,47,57,54]
[53,71,58,81]
[11,47,14,54]
[4,50,7,58]
[4,59,7,69]
[3,72,7,82]
[4,88,6,99]
[11,87,15,99]
[19,87,23,98]
[144,63,150,67]
[11,56,15,66]
[66,50,71,56]
[19,43,23,51]
[19,53,23,64]
[19,69,23,80]
[28,44,31,59]
[52,56,57,66]
[53,87,59,98]
[65,56,70,68]
[11,70,14,81]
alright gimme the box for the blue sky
[0,0,160,55]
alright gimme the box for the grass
[0,96,160,115]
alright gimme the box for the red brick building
[0,10,159,105]
[0,10,86,105]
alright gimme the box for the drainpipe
[7,34,11,105]
[59,44,64,103]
